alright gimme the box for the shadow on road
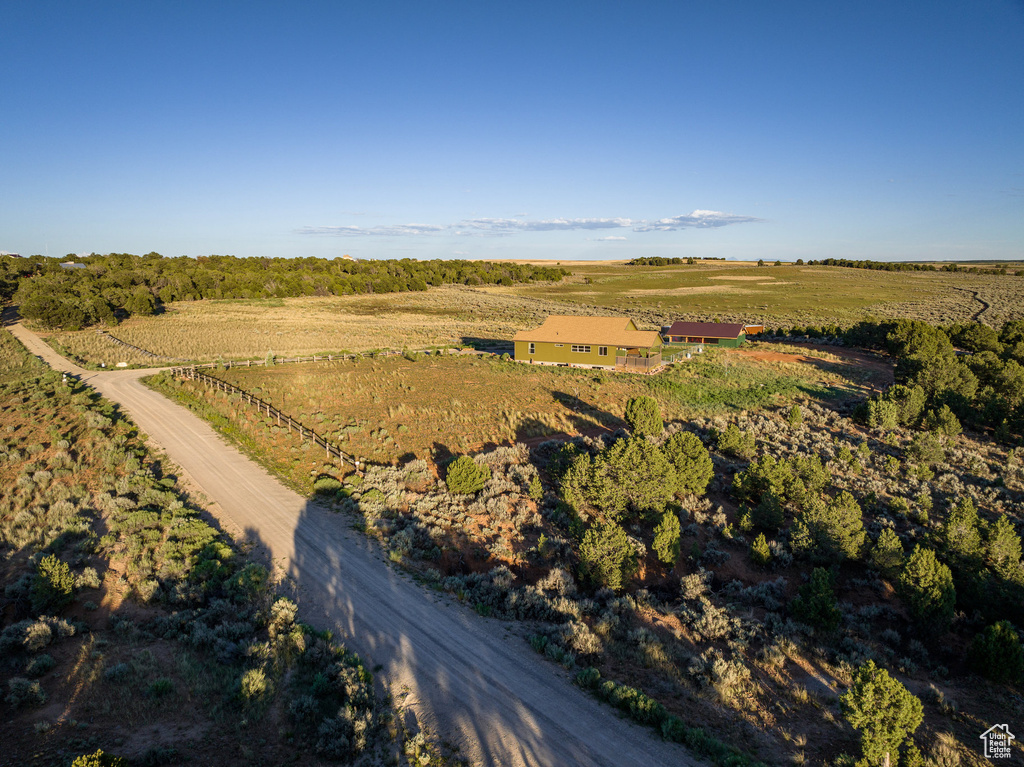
[285,498,564,766]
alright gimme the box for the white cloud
[458,217,635,233]
[632,210,763,232]
[592,235,627,241]
[300,210,760,237]
[298,224,446,237]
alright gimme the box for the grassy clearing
[484,261,1024,328]
[147,346,869,493]
[45,285,561,364]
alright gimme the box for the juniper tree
[841,660,923,767]
[986,516,1022,578]
[750,533,771,568]
[945,496,983,565]
[601,436,677,521]
[969,621,1024,683]
[787,405,802,427]
[31,555,75,614]
[661,431,713,495]
[653,510,682,566]
[923,405,961,437]
[445,456,491,495]
[716,423,756,460]
[579,522,637,591]
[871,528,905,575]
[791,567,841,631]
[790,492,866,563]
[899,545,956,632]
[623,396,662,437]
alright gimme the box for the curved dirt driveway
[9,322,699,767]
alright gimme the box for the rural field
[8,258,1024,767]
[37,261,1024,367]
[146,316,1024,767]
[149,342,885,489]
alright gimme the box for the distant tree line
[804,257,1021,276]
[2,253,568,330]
[626,257,726,266]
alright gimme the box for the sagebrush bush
[6,677,46,708]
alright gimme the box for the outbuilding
[662,321,747,347]
[513,315,662,371]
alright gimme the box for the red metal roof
[665,321,745,339]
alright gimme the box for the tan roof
[513,315,660,348]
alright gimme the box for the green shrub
[787,405,803,426]
[969,621,1024,683]
[6,677,46,708]
[445,455,491,495]
[71,750,127,767]
[716,423,756,459]
[313,475,344,495]
[750,533,771,567]
[147,678,174,697]
[791,568,841,631]
[623,396,662,437]
[653,511,681,566]
[923,405,961,437]
[25,654,55,678]
[225,563,269,603]
[240,666,273,703]
[907,431,944,465]
[31,554,75,614]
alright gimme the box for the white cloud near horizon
[632,210,763,231]
[298,210,762,237]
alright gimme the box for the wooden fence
[96,330,191,362]
[171,366,364,475]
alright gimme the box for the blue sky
[2,1,1022,262]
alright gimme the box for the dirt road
[9,322,697,767]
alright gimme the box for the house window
[554,343,563,347]
[571,345,591,353]
[528,342,535,355]
[598,346,607,356]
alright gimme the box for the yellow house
[512,315,662,371]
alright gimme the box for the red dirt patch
[732,343,894,393]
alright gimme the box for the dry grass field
[483,261,1024,329]
[151,345,882,490]
[39,262,1024,367]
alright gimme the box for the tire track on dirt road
[8,321,699,767]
